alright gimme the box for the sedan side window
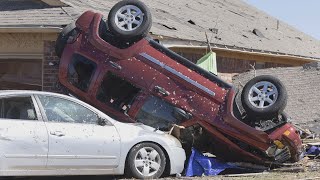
[38,95,98,124]
[67,54,97,92]
[1,96,37,120]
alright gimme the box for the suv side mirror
[172,107,192,121]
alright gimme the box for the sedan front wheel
[127,142,166,179]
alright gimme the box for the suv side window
[67,54,97,92]
[97,71,140,112]
[1,96,37,120]
[38,95,98,124]
[135,96,179,130]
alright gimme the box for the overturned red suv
[56,0,302,164]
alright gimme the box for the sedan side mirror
[97,116,107,126]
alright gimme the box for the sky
[244,0,320,40]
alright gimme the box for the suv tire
[241,75,287,120]
[108,0,152,40]
[55,22,76,58]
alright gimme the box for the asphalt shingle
[0,0,319,59]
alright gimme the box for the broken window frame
[67,54,97,92]
[96,71,141,114]
[135,95,180,130]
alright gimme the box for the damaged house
[0,0,319,92]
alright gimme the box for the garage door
[0,59,42,90]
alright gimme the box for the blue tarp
[186,148,237,176]
[306,146,320,156]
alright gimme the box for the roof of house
[0,0,319,60]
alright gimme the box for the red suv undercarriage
[55,0,302,164]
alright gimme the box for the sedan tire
[127,142,166,179]
[241,75,287,120]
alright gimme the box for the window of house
[67,54,97,92]
[38,95,98,124]
[135,96,178,130]
[0,59,42,90]
[97,71,140,112]
[1,96,37,120]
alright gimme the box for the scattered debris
[294,124,315,139]
[272,166,305,173]
[159,23,177,30]
[209,28,218,34]
[228,10,245,18]
[303,61,320,70]
[223,172,269,177]
[306,144,320,158]
[187,20,196,25]
[214,36,222,40]
[229,162,269,171]
[169,124,185,139]
[252,28,265,38]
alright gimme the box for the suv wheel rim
[115,5,144,32]
[134,147,161,177]
[248,81,278,109]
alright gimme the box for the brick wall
[232,62,320,132]
[43,41,61,93]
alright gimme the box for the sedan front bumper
[165,146,186,175]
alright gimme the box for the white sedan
[0,91,185,179]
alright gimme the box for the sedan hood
[130,122,165,134]
[113,121,182,148]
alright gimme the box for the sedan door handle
[50,131,65,137]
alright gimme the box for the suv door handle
[109,61,122,70]
[154,86,170,96]
[50,131,65,137]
